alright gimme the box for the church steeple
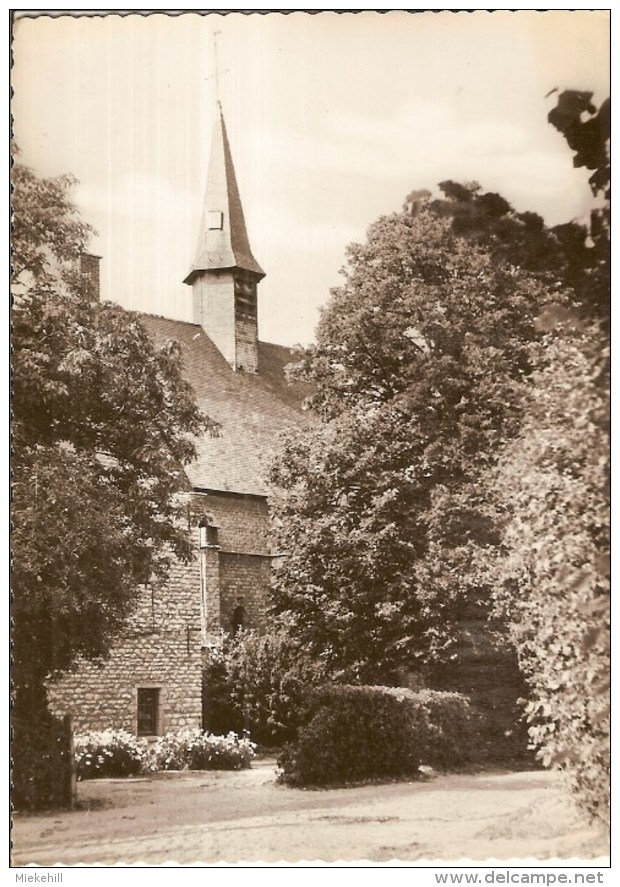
[184,104,265,372]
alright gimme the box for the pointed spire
[184,105,264,285]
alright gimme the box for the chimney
[79,253,101,300]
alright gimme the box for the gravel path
[11,761,609,865]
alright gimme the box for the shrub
[278,685,477,787]
[203,629,326,747]
[74,729,146,780]
[382,687,480,769]
[146,729,255,772]
[202,641,244,738]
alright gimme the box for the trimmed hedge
[382,687,480,769]
[278,685,478,787]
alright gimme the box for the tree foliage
[11,160,93,292]
[270,205,560,683]
[403,92,610,325]
[488,325,609,822]
[412,164,606,322]
[485,91,610,823]
[426,181,575,280]
[547,90,610,209]
[547,90,610,321]
[269,91,609,815]
[11,161,210,715]
[202,629,327,746]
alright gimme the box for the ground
[11,759,609,865]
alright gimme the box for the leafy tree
[202,629,326,746]
[407,93,610,324]
[430,93,608,325]
[425,180,573,278]
[547,90,610,323]
[414,170,604,321]
[11,160,93,291]
[270,206,562,684]
[11,160,210,793]
[485,91,610,823]
[488,324,609,822]
[547,90,610,215]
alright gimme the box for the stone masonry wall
[203,546,221,634]
[48,631,203,734]
[197,491,273,634]
[48,490,275,735]
[48,555,204,734]
[198,490,270,553]
[128,557,203,632]
[219,552,272,632]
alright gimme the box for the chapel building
[48,106,311,737]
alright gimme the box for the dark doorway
[231,604,246,636]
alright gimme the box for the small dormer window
[208,211,224,230]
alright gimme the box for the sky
[12,9,610,347]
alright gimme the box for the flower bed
[74,729,145,780]
[74,728,255,779]
[146,729,255,772]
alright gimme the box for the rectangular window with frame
[137,687,160,736]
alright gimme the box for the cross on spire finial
[207,29,229,108]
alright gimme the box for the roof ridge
[137,311,200,326]
[137,312,300,351]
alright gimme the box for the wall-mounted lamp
[199,515,219,549]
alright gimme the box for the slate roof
[139,314,312,496]
[184,108,265,285]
